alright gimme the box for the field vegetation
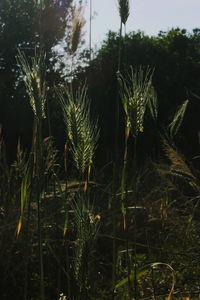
[1,1,200,299]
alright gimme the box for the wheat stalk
[57,84,99,176]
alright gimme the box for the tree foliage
[0,0,75,159]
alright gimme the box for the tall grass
[1,3,200,300]
[110,3,130,294]
[117,65,157,299]
[0,50,199,300]
[56,82,101,297]
[17,50,48,300]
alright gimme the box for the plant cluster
[0,1,200,300]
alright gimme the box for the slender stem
[23,189,32,300]
[126,238,132,300]
[39,0,43,52]
[115,20,123,167]
[122,126,132,299]
[124,24,128,67]
[112,208,116,299]
[65,240,71,298]
[151,267,157,300]
[111,18,123,299]
[121,125,129,230]
[89,0,92,62]
[118,20,123,72]
[37,186,45,300]
[133,136,138,300]
[53,178,61,297]
[46,97,51,137]
[34,119,45,300]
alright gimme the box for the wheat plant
[17,50,49,300]
[57,84,99,183]
[117,65,157,299]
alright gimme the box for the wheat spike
[118,66,155,136]
[17,50,46,120]
[57,84,99,175]
[118,0,130,25]
[169,99,189,137]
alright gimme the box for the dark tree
[0,0,74,159]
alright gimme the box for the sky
[84,0,200,48]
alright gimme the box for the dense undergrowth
[1,52,200,300]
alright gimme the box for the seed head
[118,0,130,25]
